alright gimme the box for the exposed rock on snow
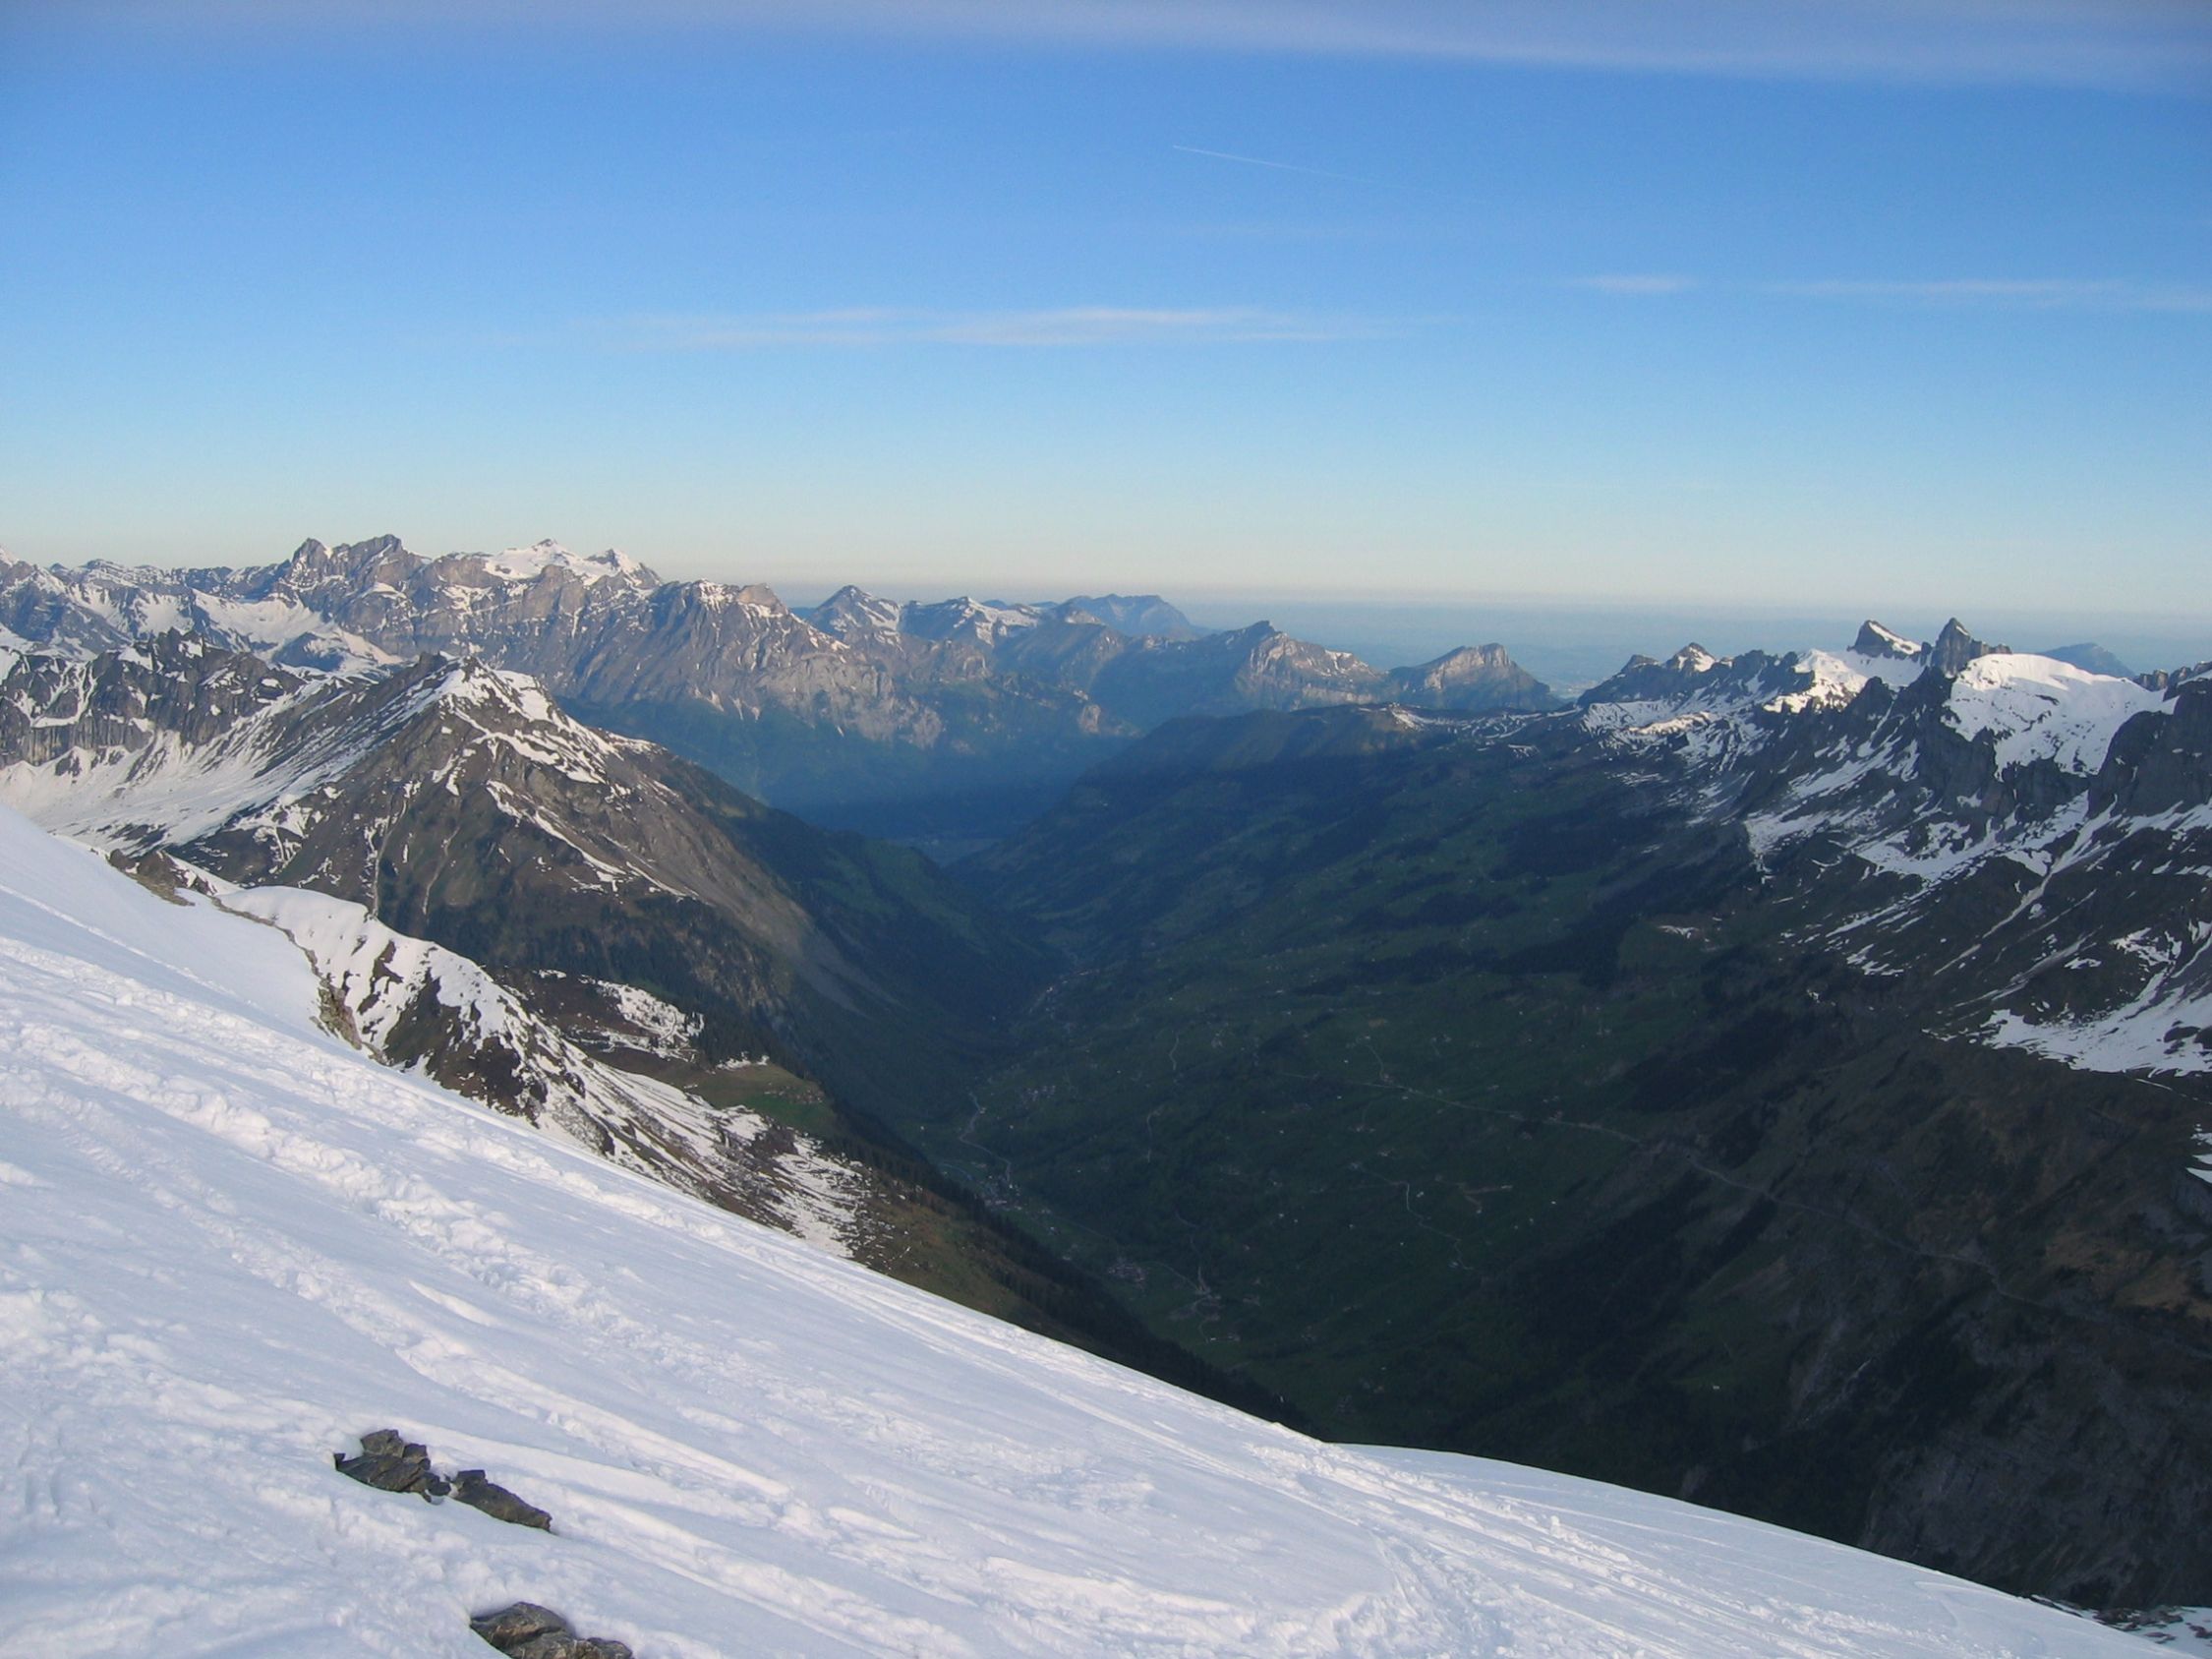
[471,1602,634,1659]
[335,1428,451,1500]
[220,883,877,1257]
[334,1428,554,1533]
[450,1469,553,1532]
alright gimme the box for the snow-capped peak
[1852,620,1924,661]
[1945,649,2164,774]
[806,585,905,637]
[426,655,556,716]
[894,595,1050,645]
[475,541,646,584]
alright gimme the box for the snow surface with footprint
[0,805,2139,1656]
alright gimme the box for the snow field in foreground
[0,806,2135,1656]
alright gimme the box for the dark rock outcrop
[333,1429,449,1500]
[452,1468,553,1530]
[333,1431,550,1529]
[470,1601,633,1658]
[2137,660,2211,694]
[1926,617,2007,676]
[1852,619,1924,661]
[471,1604,572,1648]
[1386,643,1560,712]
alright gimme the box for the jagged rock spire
[1927,618,2007,676]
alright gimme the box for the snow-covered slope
[0,804,2133,1657]
[1580,621,2159,800]
[476,540,647,585]
[1945,651,2164,774]
[221,884,868,1254]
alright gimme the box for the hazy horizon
[10,528,2208,688]
[4,1,2206,615]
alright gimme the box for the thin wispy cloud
[610,306,1393,349]
[23,1,2212,92]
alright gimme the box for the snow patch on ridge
[590,978,703,1057]
[0,722,318,852]
[475,541,646,585]
[1764,647,1921,715]
[208,883,867,1255]
[223,886,525,1057]
[1946,653,2164,775]
[1984,998,2212,1079]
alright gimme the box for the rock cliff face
[0,539,1558,840]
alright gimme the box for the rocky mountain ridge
[0,538,1558,841]
[214,876,873,1256]
[0,630,1052,1105]
[1570,619,2212,1074]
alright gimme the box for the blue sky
[2,1,2206,619]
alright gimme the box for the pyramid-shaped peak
[1852,620,1924,661]
[806,585,902,635]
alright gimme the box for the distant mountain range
[0,538,1557,845]
[2044,640,2136,680]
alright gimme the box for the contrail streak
[1171,145,1385,188]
